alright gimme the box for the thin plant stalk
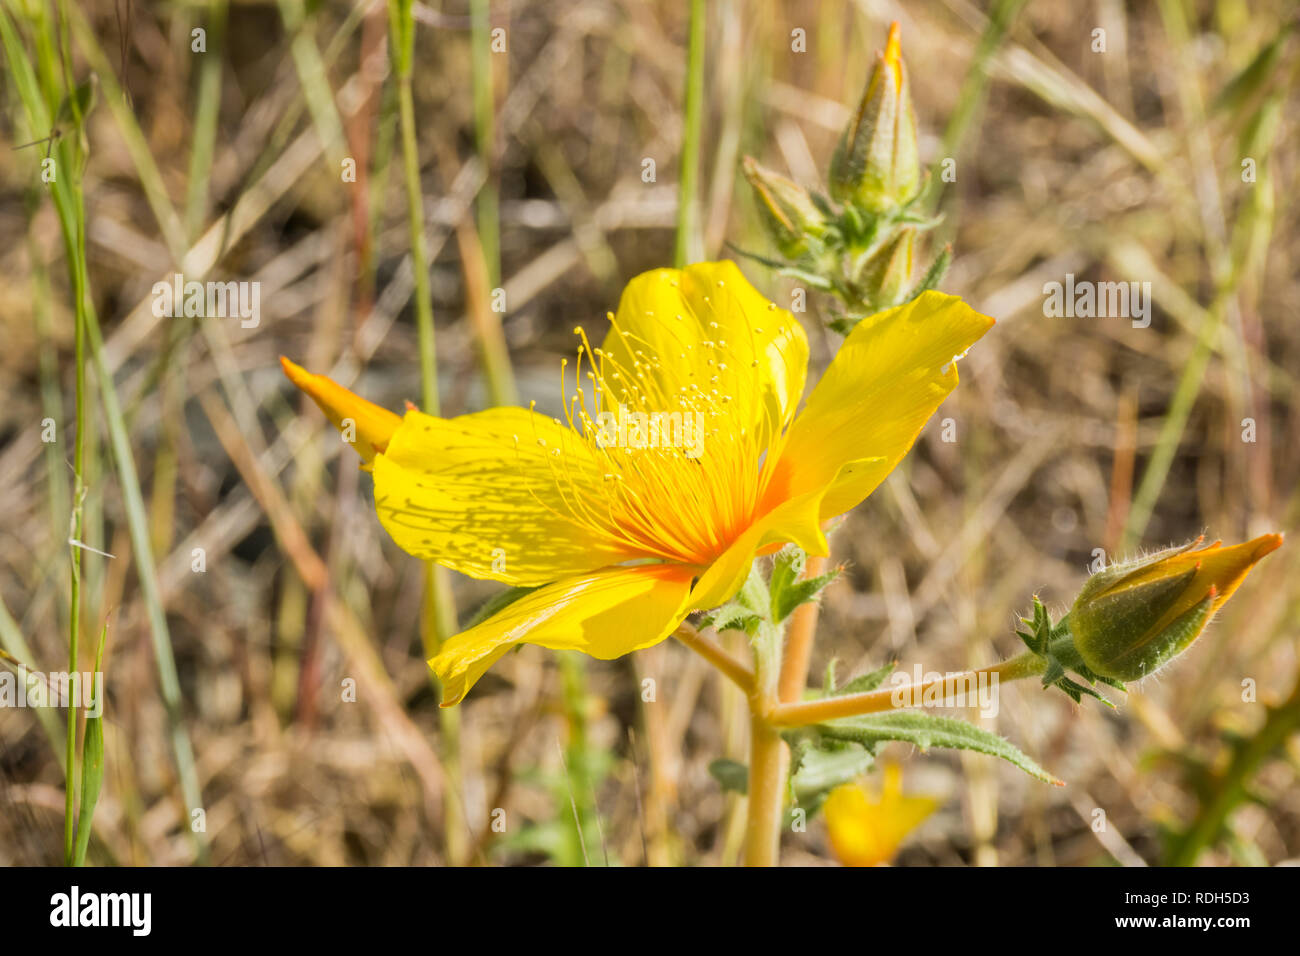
[1122,300,1221,549]
[62,160,86,866]
[390,0,466,864]
[44,0,209,858]
[471,0,500,288]
[674,0,705,268]
[184,0,226,238]
[51,0,89,864]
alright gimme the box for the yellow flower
[823,765,938,867]
[282,261,993,704]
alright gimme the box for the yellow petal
[686,474,840,610]
[280,357,402,464]
[374,406,644,585]
[1121,533,1282,638]
[600,261,808,447]
[764,291,994,521]
[823,770,939,867]
[430,563,696,705]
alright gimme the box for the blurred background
[1,0,1297,866]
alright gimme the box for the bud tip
[884,21,902,69]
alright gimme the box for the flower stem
[742,619,788,866]
[777,554,826,702]
[742,711,788,866]
[767,651,1046,728]
[673,623,753,692]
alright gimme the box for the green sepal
[765,546,840,623]
[908,243,952,299]
[699,603,764,637]
[827,313,862,335]
[769,545,806,605]
[700,562,770,636]
[1015,596,1126,706]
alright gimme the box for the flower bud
[742,156,828,260]
[829,22,920,213]
[854,225,915,307]
[1069,534,1282,682]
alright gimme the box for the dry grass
[1,0,1297,866]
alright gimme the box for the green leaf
[724,240,794,272]
[823,658,839,695]
[827,314,861,335]
[823,657,895,696]
[767,549,840,622]
[1212,28,1289,116]
[837,662,897,696]
[72,621,108,866]
[773,571,839,622]
[818,712,1061,785]
[791,745,874,812]
[708,758,748,795]
[699,602,763,637]
[769,546,805,605]
[735,561,770,614]
[775,266,837,291]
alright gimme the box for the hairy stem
[673,622,754,692]
[768,651,1046,728]
[777,554,826,702]
[742,712,788,866]
[742,620,787,866]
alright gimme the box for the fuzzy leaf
[818,712,1061,785]
[837,662,897,696]
[791,746,874,815]
[769,546,805,607]
[771,567,840,622]
[700,602,764,637]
